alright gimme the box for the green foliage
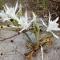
[10,19,20,26]
[36,0,48,10]
[42,0,48,9]
[0,0,5,9]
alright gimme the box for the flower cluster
[0,1,60,39]
[0,2,36,33]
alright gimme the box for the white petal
[0,11,11,21]
[53,17,59,23]
[49,12,51,23]
[0,12,6,17]
[15,1,18,12]
[41,46,44,60]
[32,12,36,18]
[20,4,22,10]
[40,18,47,27]
[25,10,28,21]
[4,4,9,11]
[19,28,25,33]
[50,31,59,39]
[17,4,22,13]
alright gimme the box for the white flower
[0,1,20,24]
[47,13,60,31]
[40,13,60,39]
[19,11,36,33]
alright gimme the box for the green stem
[24,32,32,42]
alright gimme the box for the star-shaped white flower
[40,13,60,39]
[0,1,20,24]
[47,13,60,31]
[19,11,36,33]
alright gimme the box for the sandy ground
[0,29,60,60]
